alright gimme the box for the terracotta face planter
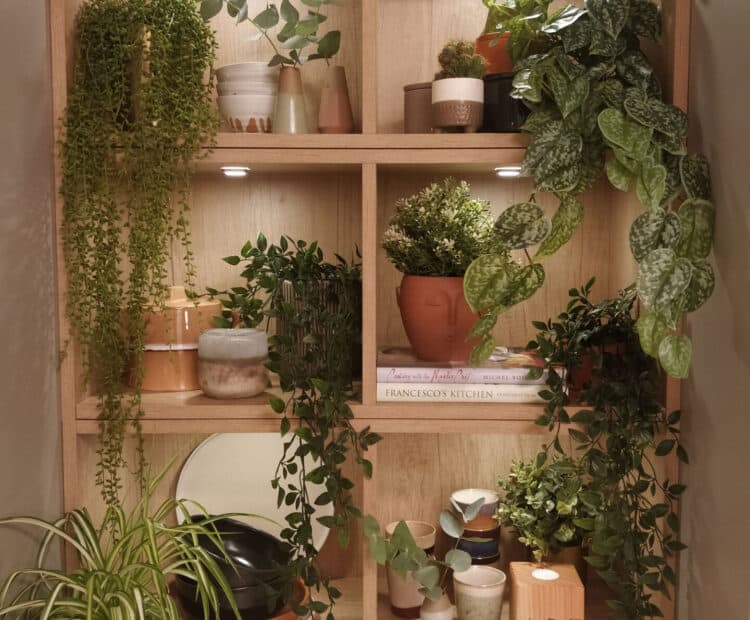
[475,32,513,75]
[396,275,478,362]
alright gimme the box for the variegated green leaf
[630,0,661,39]
[547,67,590,118]
[574,141,606,192]
[624,89,688,138]
[597,79,626,109]
[598,108,653,160]
[682,261,715,313]
[468,313,498,339]
[613,146,642,174]
[536,194,584,258]
[636,313,670,358]
[543,5,588,34]
[661,152,683,205]
[552,46,586,80]
[588,0,630,38]
[653,130,686,155]
[494,203,551,249]
[523,121,583,193]
[676,198,715,261]
[636,164,667,209]
[505,263,546,306]
[629,208,681,261]
[637,248,693,313]
[521,108,562,133]
[680,154,712,200]
[606,157,636,191]
[463,255,513,313]
[658,334,692,378]
[589,28,621,56]
[616,50,653,89]
[512,66,544,103]
[470,334,497,367]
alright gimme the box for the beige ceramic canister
[138,286,219,392]
[403,82,433,133]
[198,328,269,399]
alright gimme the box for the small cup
[451,488,500,519]
[198,329,269,399]
[385,521,437,619]
[453,565,507,620]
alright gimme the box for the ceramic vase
[420,594,454,620]
[385,521,437,619]
[432,78,484,133]
[396,275,478,362]
[453,566,507,620]
[404,82,433,133]
[318,65,354,133]
[273,66,308,134]
[216,61,278,133]
[198,329,269,399]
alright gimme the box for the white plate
[176,433,333,551]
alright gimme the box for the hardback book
[376,382,545,403]
[377,346,550,385]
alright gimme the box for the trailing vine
[61,0,218,506]
[466,0,715,379]
[529,280,687,619]
[213,236,381,618]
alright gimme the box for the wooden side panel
[376,171,636,352]
[362,164,378,404]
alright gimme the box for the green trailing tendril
[61,0,218,507]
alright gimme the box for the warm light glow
[531,568,560,581]
[221,166,251,178]
[495,165,523,178]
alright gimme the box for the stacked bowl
[217,62,279,133]
[173,517,293,619]
[452,488,501,566]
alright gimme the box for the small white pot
[218,94,276,133]
[431,78,484,133]
[431,77,484,104]
[420,594,455,620]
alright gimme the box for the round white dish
[175,433,333,550]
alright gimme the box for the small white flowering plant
[382,178,501,277]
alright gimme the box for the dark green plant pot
[480,73,527,133]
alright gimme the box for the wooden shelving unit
[49,0,691,618]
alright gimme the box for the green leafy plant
[496,452,596,562]
[0,469,246,620]
[382,179,501,277]
[507,0,714,377]
[528,281,687,619]
[200,0,341,66]
[363,499,482,601]
[481,0,559,63]
[61,0,218,507]
[435,41,486,79]
[212,235,379,618]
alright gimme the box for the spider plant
[0,469,256,620]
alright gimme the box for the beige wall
[679,1,750,618]
[0,0,62,576]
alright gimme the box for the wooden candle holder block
[509,562,585,620]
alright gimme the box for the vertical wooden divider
[361,163,378,406]
[361,442,378,620]
[361,0,377,133]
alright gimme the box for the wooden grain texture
[362,164,379,404]
[509,562,584,620]
[76,434,364,579]
[209,0,362,133]
[377,172,637,352]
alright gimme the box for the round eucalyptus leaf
[445,549,472,573]
[412,565,440,589]
[494,203,551,249]
[439,510,464,539]
[637,248,693,313]
[658,335,692,379]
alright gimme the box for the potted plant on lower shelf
[0,471,244,620]
[432,41,486,133]
[496,452,596,580]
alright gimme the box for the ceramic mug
[453,565,506,620]
[385,521,437,619]
[450,488,500,520]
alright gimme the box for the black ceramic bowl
[173,573,284,620]
[185,516,292,589]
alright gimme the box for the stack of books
[376,346,549,403]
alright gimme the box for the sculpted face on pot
[396,275,478,363]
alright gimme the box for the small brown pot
[396,275,478,362]
[404,82,433,133]
[475,32,513,75]
[318,65,354,133]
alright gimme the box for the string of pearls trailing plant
[464,0,715,379]
[61,0,218,506]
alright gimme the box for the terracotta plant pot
[318,65,354,133]
[396,275,478,363]
[404,82,433,133]
[475,32,513,75]
[273,66,308,134]
[432,78,484,133]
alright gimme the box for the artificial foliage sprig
[212,235,380,619]
[528,280,687,619]
[199,0,341,67]
[61,0,218,507]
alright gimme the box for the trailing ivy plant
[504,0,715,378]
[212,235,380,618]
[199,0,341,66]
[528,280,688,619]
[61,0,218,507]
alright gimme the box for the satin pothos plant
[465,0,715,379]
